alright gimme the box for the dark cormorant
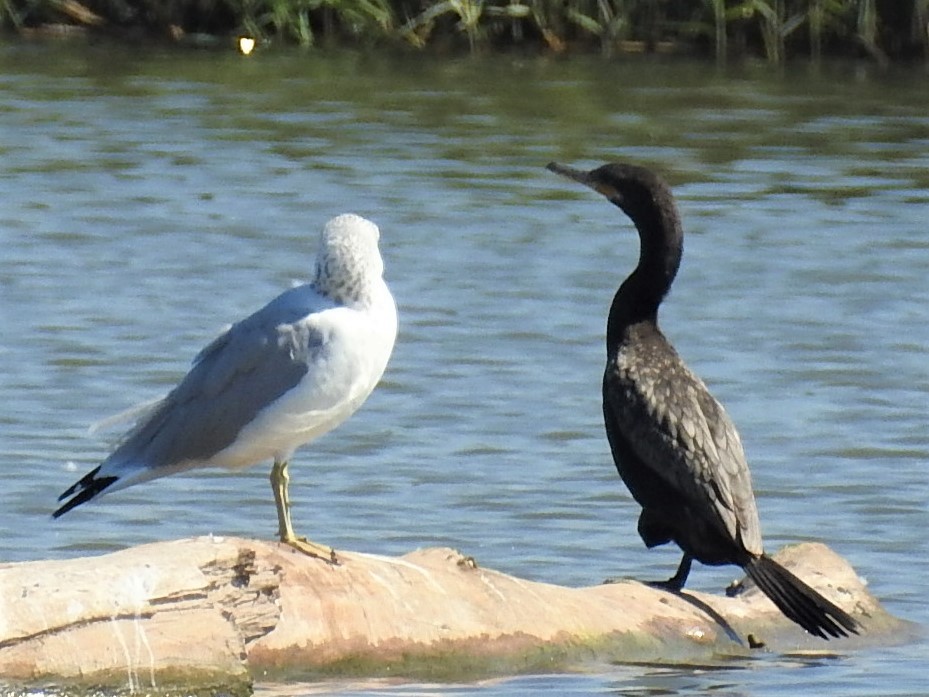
[547,161,860,640]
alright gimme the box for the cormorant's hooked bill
[546,161,590,184]
[547,161,619,200]
[547,161,663,208]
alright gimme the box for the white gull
[55,213,398,562]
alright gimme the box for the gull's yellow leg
[270,459,337,563]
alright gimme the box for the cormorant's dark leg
[648,554,693,591]
[666,553,693,590]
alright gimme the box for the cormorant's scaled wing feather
[605,335,763,555]
[691,380,763,554]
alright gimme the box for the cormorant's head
[546,161,674,224]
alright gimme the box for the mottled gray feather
[606,323,763,556]
[107,285,327,468]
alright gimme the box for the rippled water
[1,43,927,695]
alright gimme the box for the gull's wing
[105,284,335,471]
[89,394,166,436]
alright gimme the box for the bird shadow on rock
[604,574,745,647]
[662,586,747,647]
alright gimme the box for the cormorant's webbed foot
[604,555,694,589]
[646,554,692,591]
[726,578,746,597]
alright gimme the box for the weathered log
[0,538,903,695]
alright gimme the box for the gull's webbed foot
[281,533,339,564]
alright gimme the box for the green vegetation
[2,0,928,62]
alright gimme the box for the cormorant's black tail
[53,466,119,519]
[743,554,860,640]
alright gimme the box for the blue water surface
[0,43,926,695]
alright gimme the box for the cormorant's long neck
[606,204,683,351]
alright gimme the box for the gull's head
[315,213,386,303]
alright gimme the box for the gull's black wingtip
[53,466,118,518]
